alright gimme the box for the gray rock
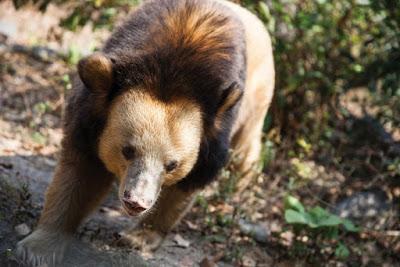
[14,223,31,236]
[238,219,270,243]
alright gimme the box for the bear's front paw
[119,227,165,254]
[16,229,71,267]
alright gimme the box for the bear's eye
[122,146,135,160]
[165,160,178,173]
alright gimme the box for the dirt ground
[0,2,399,267]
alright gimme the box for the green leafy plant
[284,195,358,232]
[284,195,359,260]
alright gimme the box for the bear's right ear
[78,52,113,94]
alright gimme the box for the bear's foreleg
[17,147,114,266]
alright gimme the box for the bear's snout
[121,165,162,216]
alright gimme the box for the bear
[17,0,274,265]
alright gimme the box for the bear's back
[102,0,246,114]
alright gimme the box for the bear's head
[78,49,242,218]
[78,53,203,216]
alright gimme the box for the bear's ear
[213,82,243,132]
[217,82,243,116]
[78,52,113,94]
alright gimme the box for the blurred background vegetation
[245,0,400,138]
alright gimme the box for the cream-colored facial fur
[98,90,203,214]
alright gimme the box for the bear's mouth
[122,201,147,217]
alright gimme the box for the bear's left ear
[217,82,243,116]
[78,52,113,94]
[213,82,243,132]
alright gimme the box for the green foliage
[61,74,72,91]
[33,101,52,115]
[284,195,359,232]
[60,4,120,31]
[260,139,276,170]
[31,131,47,144]
[244,0,400,137]
[216,213,234,227]
[195,195,208,211]
[335,242,350,260]
[66,45,82,65]
[284,195,359,260]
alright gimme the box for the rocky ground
[0,2,399,267]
